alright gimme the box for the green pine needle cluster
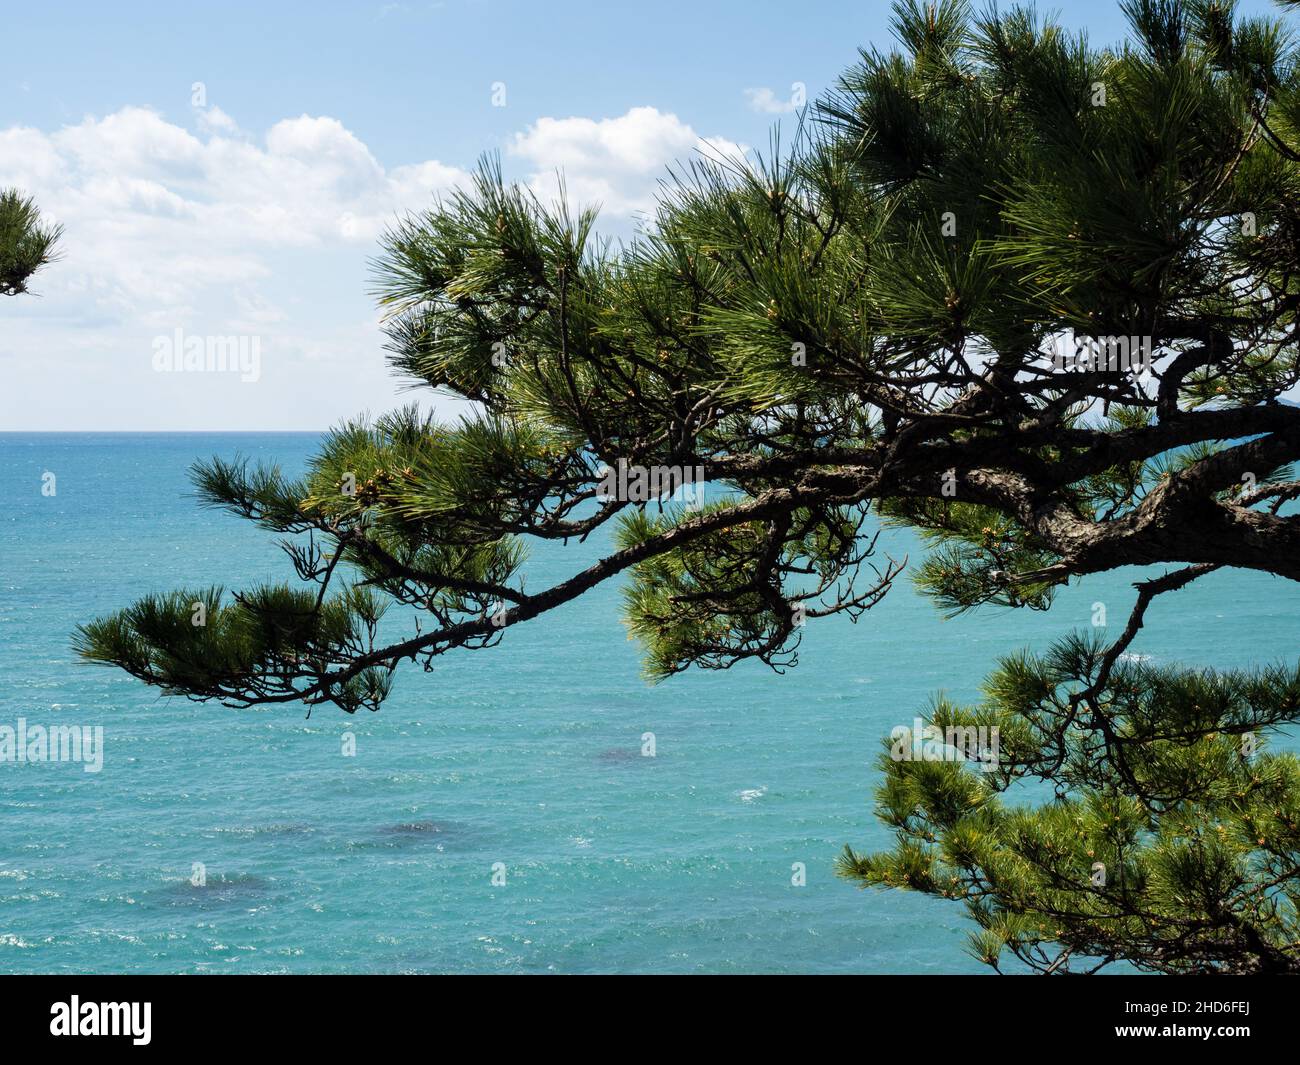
[841,632,1300,973]
[0,187,61,296]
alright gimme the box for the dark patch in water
[596,748,645,764]
[150,873,273,909]
[355,820,477,852]
[216,822,315,837]
[381,821,451,836]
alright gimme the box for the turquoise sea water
[1,431,1298,974]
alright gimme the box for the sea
[1,431,1297,973]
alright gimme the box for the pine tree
[0,188,61,296]
[77,0,1300,972]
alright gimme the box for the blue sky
[0,0,1285,430]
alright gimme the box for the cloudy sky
[1,0,1276,430]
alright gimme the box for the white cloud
[0,106,471,429]
[509,106,748,220]
[745,86,799,114]
[0,102,745,429]
[196,105,239,135]
[0,126,65,188]
[0,106,469,318]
